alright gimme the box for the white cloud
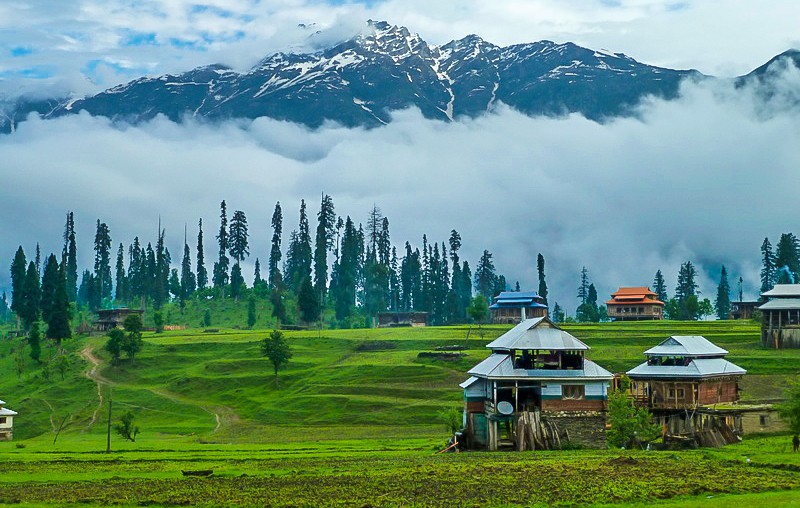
[2,68,799,313]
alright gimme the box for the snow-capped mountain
[5,20,787,133]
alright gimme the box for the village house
[626,336,747,446]
[605,286,664,321]
[93,308,144,332]
[460,317,612,450]
[729,300,761,320]
[0,399,17,441]
[376,311,428,328]
[759,284,800,348]
[489,291,548,324]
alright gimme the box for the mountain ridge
[1,21,796,133]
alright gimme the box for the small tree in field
[607,375,660,449]
[105,328,125,365]
[261,330,292,381]
[465,295,489,344]
[115,411,140,442]
[121,314,143,361]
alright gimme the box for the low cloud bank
[2,70,800,313]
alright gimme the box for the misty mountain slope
[7,20,797,133]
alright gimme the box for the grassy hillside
[0,319,795,446]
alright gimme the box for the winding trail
[80,345,108,427]
[79,343,236,434]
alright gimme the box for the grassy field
[0,319,798,506]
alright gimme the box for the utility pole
[106,388,113,453]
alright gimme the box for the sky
[2,1,800,314]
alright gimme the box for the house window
[668,388,685,398]
[562,385,585,400]
[0,417,5,425]
[759,415,769,426]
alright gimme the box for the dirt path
[80,345,108,427]
[80,344,236,433]
[41,399,57,432]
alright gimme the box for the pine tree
[115,243,126,303]
[20,261,41,330]
[761,237,775,293]
[127,237,144,308]
[653,270,668,302]
[228,210,250,265]
[334,217,360,320]
[253,258,263,288]
[366,205,383,256]
[675,261,699,301]
[180,236,196,308]
[213,200,230,293]
[775,233,800,283]
[285,201,312,291]
[715,265,731,320]
[298,276,320,323]
[229,264,244,300]
[93,220,113,304]
[474,250,497,301]
[153,227,170,308]
[537,253,548,306]
[35,243,41,276]
[28,320,41,362]
[47,260,72,344]
[40,254,59,325]
[269,202,283,289]
[552,302,565,323]
[63,212,78,302]
[10,246,27,328]
[577,266,590,304]
[196,218,208,291]
[314,194,336,297]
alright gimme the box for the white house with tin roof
[759,284,800,348]
[460,317,612,450]
[0,399,17,441]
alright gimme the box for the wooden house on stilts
[759,284,800,348]
[626,336,746,447]
[460,317,612,451]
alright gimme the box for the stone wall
[543,411,607,449]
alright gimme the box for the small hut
[0,399,18,441]
[376,312,428,328]
[489,291,548,324]
[93,308,144,332]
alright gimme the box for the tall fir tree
[285,200,312,291]
[715,265,731,320]
[577,266,590,304]
[20,261,41,330]
[253,258,263,288]
[180,232,196,307]
[153,226,170,308]
[537,253,548,306]
[775,233,799,283]
[474,250,497,301]
[35,243,41,276]
[314,194,336,297]
[115,243,126,303]
[228,209,249,299]
[10,246,27,328]
[63,212,78,302]
[196,218,208,291]
[675,261,699,301]
[93,220,113,304]
[333,217,360,320]
[40,254,59,325]
[213,200,230,294]
[760,237,775,293]
[47,260,72,344]
[269,201,283,289]
[653,270,668,303]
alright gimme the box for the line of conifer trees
[8,196,542,330]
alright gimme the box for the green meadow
[0,319,799,506]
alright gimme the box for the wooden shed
[94,308,144,332]
[0,399,17,441]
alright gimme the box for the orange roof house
[606,287,664,321]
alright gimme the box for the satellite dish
[497,401,514,415]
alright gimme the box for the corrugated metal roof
[486,317,589,351]
[489,302,548,309]
[644,336,728,357]
[0,407,17,416]
[761,284,800,298]
[468,354,612,380]
[758,298,800,310]
[0,400,5,406]
[459,376,480,389]
[627,358,746,378]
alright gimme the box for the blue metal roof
[627,358,746,379]
[490,291,547,309]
